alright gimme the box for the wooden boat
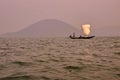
[69,24,95,39]
[69,35,95,39]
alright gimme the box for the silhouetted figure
[80,35,82,37]
[73,33,75,38]
[69,35,72,38]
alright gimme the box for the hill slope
[1,19,81,37]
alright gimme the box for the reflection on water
[0,37,120,80]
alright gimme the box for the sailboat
[69,24,95,39]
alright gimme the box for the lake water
[0,37,120,80]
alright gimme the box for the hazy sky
[0,0,120,36]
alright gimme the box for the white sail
[82,24,91,36]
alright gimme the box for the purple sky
[0,0,120,36]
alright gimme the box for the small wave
[12,61,33,66]
[0,75,32,80]
[64,65,84,72]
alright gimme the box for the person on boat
[80,35,82,37]
[69,35,72,38]
[73,33,75,38]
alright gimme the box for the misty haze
[0,0,120,80]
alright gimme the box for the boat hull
[69,36,95,39]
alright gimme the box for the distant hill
[1,19,81,37]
